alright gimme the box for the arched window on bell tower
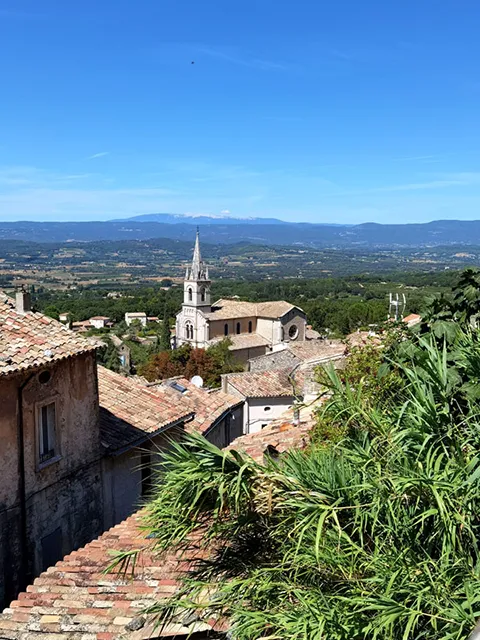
[200,287,206,302]
[188,287,193,302]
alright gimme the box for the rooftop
[157,378,243,435]
[226,400,321,461]
[226,368,295,398]
[98,367,194,454]
[0,294,98,377]
[206,298,302,321]
[285,339,346,363]
[0,511,219,640]
[0,401,321,639]
[209,333,271,351]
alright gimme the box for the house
[89,316,111,329]
[154,377,244,449]
[58,312,70,324]
[125,312,147,327]
[175,232,307,363]
[402,313,421,328]
[0,400,322,639]
[70,319,92,333]
[0,290,103,608]
[222,368,297,434]
[97,367,195,529]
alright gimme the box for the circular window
[288,325,299,340]
[38,370,51,384]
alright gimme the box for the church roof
[206,298,302,321]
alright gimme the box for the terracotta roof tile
[205,299,303,321]
[227,401,321,462]
[145,377,243,435]
[0,512,218,639]
[0,294,99,377]
[209,333,271,350]
[226,368,295,398]
[98,367,194,453]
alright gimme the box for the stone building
[125,312,147,327]
[97,367,195,529]
[222,369,297,434]
[0,291,103,608]
[175,232,307,363]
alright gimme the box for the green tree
[159,311,171,352]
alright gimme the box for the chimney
[15,289,31,314]
[221,374,228,394]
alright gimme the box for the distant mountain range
[3,214,480,248]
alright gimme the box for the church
[175,232,308,363]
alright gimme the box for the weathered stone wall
[0,352,103,607]
[249,349,299,372]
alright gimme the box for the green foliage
[139,339,243,387]
[120,326,480,640]
[97,336,121,372]
[422,268,480,341]
[159,310,171,352]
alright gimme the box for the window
[38,402,56,464]
[200,287,206,302]
[187,287,193,302]
[264,406,271,412]
[185,322,193,340]
[224,323,229,336]
[236,322,241,334]
[248,320,252,333]
[288,325,299,340]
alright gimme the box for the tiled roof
[98,367,194,453]
[125,312,146,317]
[286,340,346,363]
[226,368,295,398]
[209,333,271,351]
[206,299,302,321]
[90,316,110,321]
[345,331,382,349]
[403,313,421,326]
[162,378,243,434]
[0,294,99,377]
[226,401,320,462]
[0,511,219,639]
[140,377,243,436]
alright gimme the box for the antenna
[388,293,406,321]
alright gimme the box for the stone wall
[0,352,103,607]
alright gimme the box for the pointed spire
[188,228,209,281]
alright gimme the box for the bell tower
[183,229,211,309]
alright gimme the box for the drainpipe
[17,372,36,591]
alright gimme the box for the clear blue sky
[1,0,480,224]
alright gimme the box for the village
[0,233,424,639]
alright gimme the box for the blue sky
[1,0,480,224]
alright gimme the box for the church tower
[183,229,211,310]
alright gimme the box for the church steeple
[183,229,211,308]
[186,228,209,281]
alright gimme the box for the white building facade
[175,232,307,363]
